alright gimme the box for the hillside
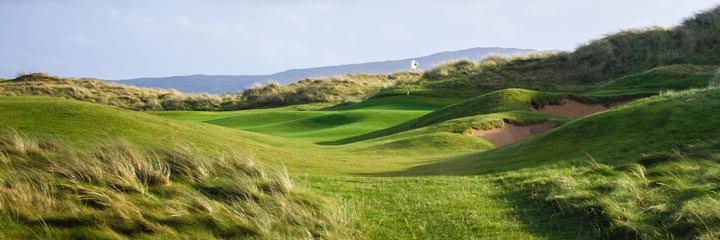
[114,47,536,94]
[147,84,720,238]
[324,88,641,145]
[0,96,355,239]
[0,73,234,111]
[392,6,720,95]
[0,72,422,111]
[388,88,720,239]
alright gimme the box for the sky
[0,0,718,79]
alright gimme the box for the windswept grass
[4,6,720,239]
[1,72,423,111]
[0,129,354,239]
[0,73,234,111]
[417,6,720,93]
[499,140,720,239]
[591,64,717,96]
[236,72,422,109]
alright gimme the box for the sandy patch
[534,99,629,119]
[470,121,560,147]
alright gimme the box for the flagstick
[406,59,419,110]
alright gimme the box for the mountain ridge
[112,47,536,94]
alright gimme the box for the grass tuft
[0,128,355,239]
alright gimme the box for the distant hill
[112,47,536,94]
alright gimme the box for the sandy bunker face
[470,99,632,148]
[470,121,560,147]
[534,99,628,119]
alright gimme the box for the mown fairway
[148,87,720,239]
[152,94,603,239]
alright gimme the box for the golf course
[1,4,720,240]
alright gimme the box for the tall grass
[0,128,354,239]
[0,73,232,111]
[421,5,720,91]
[237,72,422,109]
[0,72,422,111]
[498,140,720,239]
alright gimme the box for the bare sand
[470,121,560,147]
[534,99,630,119]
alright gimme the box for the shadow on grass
[353,152,608,239]
[356,141,558,177]
[491,177,608,240]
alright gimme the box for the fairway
[2,4,720,238]
[150,94,596,239]
[144,87,720,238]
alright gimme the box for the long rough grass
[0,73,230,111]
[497,140,720,239]
[419,5,720,92]
[0,129,354,239]
[0,72,422,112]
[237,72,422,109]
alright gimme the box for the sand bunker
[470,121,560,147]
[534,99,629,119]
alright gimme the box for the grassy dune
[0,130,353,239]
[413,6,720,94]
[323,88,636,145]
[2,5,720,240]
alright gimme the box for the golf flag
[411,59,419,70]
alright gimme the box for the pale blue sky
[1,0,717,79]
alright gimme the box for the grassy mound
[352,111,567,155]
[591,64,718,96]
[0,72,422,111]
[0,73,233,111]
[0,95,366,178]
[238,72,422,109]
[154,108,428,143]
[372,88,720,238]
[0,96,294,152]
[417,6,720,93]
[325,95,464,111]
[401,88,720,175]
[323,88,622,145]
[0,130,353,239]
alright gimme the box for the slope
[398,88,720,175]
[0,96,354,239]
[0,73,232,111]
[403,6,720,96]
[383,88,720,239]
[324,88,636,145]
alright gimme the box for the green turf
[5,85,720,238]
[394,88,720,176]
[589,64,717,96]
[297,175,601,239]
[0,34,720,239]
[320,88,613,145]
[326,95,466,111]
[209,110,427,142]
[150,87,720,238]
[4,8,720,237]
